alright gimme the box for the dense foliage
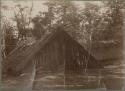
[1,0,124,57]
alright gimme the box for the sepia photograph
[0,0,125,91]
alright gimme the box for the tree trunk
[0,16,3,88]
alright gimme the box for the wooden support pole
[0,1,3,88]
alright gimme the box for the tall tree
[1,18,17,57]
[78,2,101,49]
[98,0,124,45]
[32,0,82,39]
[13,3,33,41]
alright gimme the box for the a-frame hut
[3,28,102,89]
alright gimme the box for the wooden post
[0,1,2,88]
[0,32,2,90]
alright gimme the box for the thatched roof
[4,28,101,74]
[4,29,58,73]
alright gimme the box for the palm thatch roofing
[4,28,102,75]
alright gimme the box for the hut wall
[64,38,89,73]
[35,38,65,73]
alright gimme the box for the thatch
[4,28,102,75]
